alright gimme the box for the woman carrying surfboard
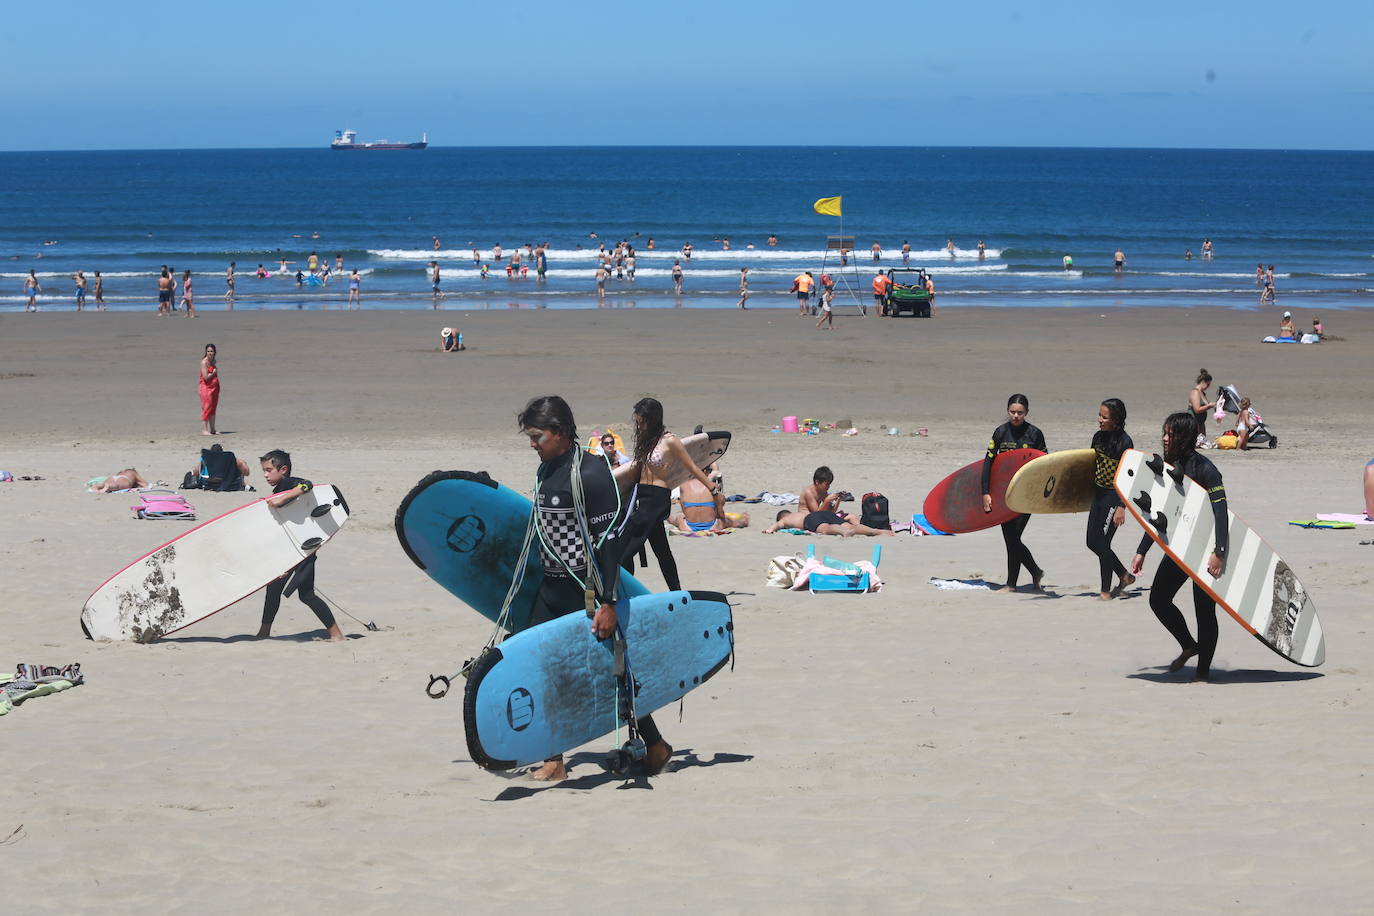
[1128,412,1228,681]
[983,394,1047,592]
[1088,398,1134,600]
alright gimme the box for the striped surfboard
[1114,449,1324,667]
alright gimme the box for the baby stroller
[1218,384,1278,448]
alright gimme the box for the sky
[3,0,1371,151]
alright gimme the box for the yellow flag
[813,196,842,217]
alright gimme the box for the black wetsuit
[528,448,663,748]
[620,484,682,592]
[260,476,337,633]
[1136,450,1228,679]
[1086,428,1134,593]
[982,421,1047,588]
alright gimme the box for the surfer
[621,398,717,591]
[255,450,345,642]
[1129,413,1228,681]
[1186,369,1216,435]
[199,344,220,435]
[518,395,672,780]
[1087,398,1134,600]
[983,394,1047,592]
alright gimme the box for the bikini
[681,499,717,532]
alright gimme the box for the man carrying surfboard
[1128,413,1227,681]
[519,396,672,780]
[255,450,344,642]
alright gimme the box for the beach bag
[860,492,891,530]
[766,554,806,589]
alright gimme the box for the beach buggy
[882,268,932,317]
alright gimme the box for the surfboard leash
[315,588,388,633]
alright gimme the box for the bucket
[781,416,799,433]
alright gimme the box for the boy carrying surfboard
[255,450,344,642]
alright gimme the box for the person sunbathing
[763,508,893,537]
[91,468,149,493]
[668,463,749,533]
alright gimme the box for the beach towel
[1,663,83,717]
[912,514,952,536]
[757,491,800,506]
[1289,519,1355,530]
[928,577,997,591]
[1315,513,1374,525]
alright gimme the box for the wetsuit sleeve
[981,430,998,495]
[581,457,624,605]
[1197,460,1229,556]
[1032,427,1047,452]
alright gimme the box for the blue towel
[912,513,952,536]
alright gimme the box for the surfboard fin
[1133,491,1153,513]
[1150,512,1168,535]
[1166,465,1186,487]
[1145,454,1165,476]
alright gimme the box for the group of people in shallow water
[979,391,1229,682]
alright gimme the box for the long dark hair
[1007,393,1029,410]
[631,397,666,475]
[517,395,577,442]
[1162,411,1198,464]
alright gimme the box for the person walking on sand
[199,343,220,435]
[180,270,196,318]
[871,270,891,317]
[671,260,684,295]
[793,270,814,316]
[224,262,235,307]
[93,271,104,310]
[24,269,40,311]
[983,394,1047,593]
[736,267,749,309]
[1129,412,1228,681]
[517,395,672,780]
[347,268,361,308]
[74,271,87,311]
[1087,398,1135,600]
[815,282,834,329]
[255,450,345,642]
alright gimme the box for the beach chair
[806,543,882,594]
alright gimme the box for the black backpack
[860,492,890,529]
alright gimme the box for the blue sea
[2,146,1371,312]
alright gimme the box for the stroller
[1217,384,1278,448]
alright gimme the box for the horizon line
[2,143,1372,155]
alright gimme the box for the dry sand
[2,306,1371,912]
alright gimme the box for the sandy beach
[3,305,1371,912]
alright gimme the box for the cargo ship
[330,129,428,150]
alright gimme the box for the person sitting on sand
[763,508,893,537]
[800,466,848,515]
[668,462,749,534]
[1278,310,1297,339]
[599,432,630,467]
[90,468,150,493]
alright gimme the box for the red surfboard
[922,449,1045,533]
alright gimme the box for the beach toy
[781,416,799,434]
[918,427,929,437]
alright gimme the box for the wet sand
[2,306,1371,911]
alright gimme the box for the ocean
[2,146,1371,313]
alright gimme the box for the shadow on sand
[1128,667,1323,685]
[158,630,363,645]
[479,748,755,801]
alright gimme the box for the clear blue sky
[4,0,1371,150]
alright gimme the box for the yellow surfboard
[1004,449,1097,514]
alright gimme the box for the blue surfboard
[395,470,649,632]
[462,590,734,770]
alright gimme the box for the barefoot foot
[529,757,566,782]
[1167,647,1199,672]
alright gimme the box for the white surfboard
[612,431,731,492]
[81,485,350,642]
[1114,450,1324,667]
